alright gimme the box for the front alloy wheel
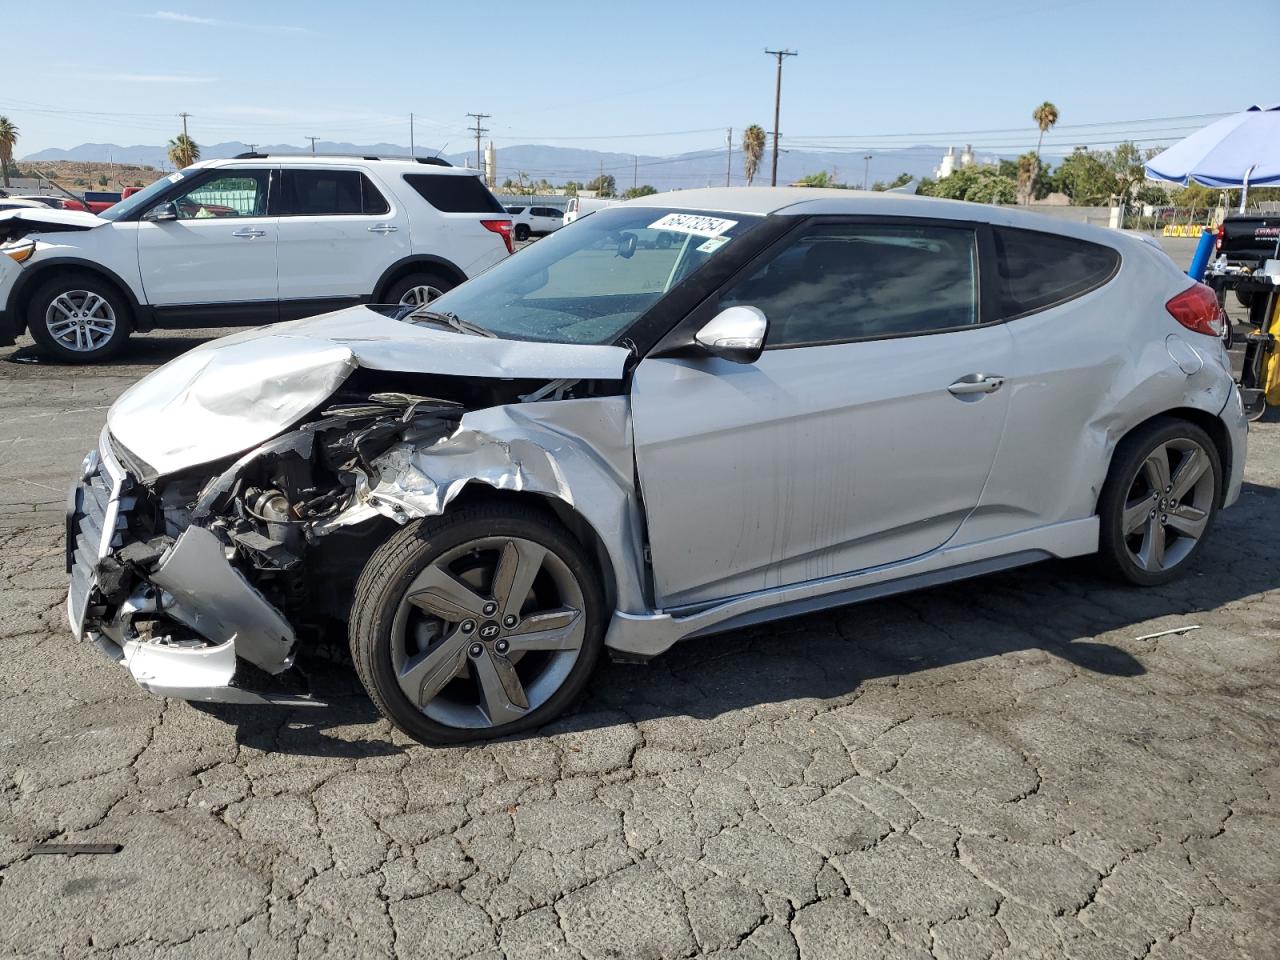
[350,504,605,744]
[1099,418,1221,586]
[26,273,132,362]
[46,290,118,353]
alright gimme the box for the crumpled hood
[0,207,104,243]
[107,305,630,477]
[0,207,104,230]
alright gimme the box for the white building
[935,147,959,179]
[484,142,497,188]
[935,144,995,179]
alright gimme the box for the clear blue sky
[2,0,1267,162]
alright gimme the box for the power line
[491,126,726,142]
[788,112,1232,141]
[2,96,1236,149]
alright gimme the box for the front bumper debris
[66,428,321,707]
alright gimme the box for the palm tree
[1032,101,1059,161]
[1016,152,1038,205]
[742,125,766,186]
[167,133,200,170]
[0,116,19,188]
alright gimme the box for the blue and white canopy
[1145,104,1280,188]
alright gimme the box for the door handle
[948,374,1005,396]
[368,223,398,234]
[231,228,266,239]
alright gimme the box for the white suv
[504,204,565,241]
[0,154,514,361]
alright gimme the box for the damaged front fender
[323,396,649,616]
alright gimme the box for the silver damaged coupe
[67,188,1247,743]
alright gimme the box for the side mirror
[694,305,768,364]
[142,201,178,222]
[616,232,637,259]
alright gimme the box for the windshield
[427,206,763,344]
[98,168,193,222]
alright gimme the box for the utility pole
[726,127,732,186]
[410,113,415,158]
[179,112,190,139]
[306,136,319,155]
[764,49,797,186]
[863,154,872,190]
[466,113,490,173]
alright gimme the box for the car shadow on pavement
[193,479,1280,752]
[4,335,222,369]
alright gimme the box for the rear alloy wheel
[26,273,131,362]
[385,271,455,310]
[1098,418,1221,586]
[350,504,605,744]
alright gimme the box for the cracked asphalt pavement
[1,307,1278,958]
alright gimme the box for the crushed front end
[63,305,642,707]
[66,390,471,705]
[69,426,319,705]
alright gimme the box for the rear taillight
[481,219,514,254]
[1215,222,1224,250]
[1166,283,1225,337]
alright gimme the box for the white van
[563,196,623,225]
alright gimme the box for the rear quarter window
[993,227,1120,318]
[403,174,505,214]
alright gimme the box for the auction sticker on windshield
[648,213,738,238]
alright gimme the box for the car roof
[624,187,1130,247]
[198,155,482,177]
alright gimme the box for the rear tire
[349,503,606,745]
[514,224,530,242]
[1096,417,1221,586]
[1234,288,1253,309]
[384,270,457,309]
[26,272,132,363]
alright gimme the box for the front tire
[1097,417,1221,586]
[26,272,132,362]
[350,503,605,745]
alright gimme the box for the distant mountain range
[23,140,1010,191]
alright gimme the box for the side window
[720,222,980,347]
[173,170,269,219]
[360,174,390,215]
[403,173,506,213]
[280,169,362,216]
[992,227,1120,317]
